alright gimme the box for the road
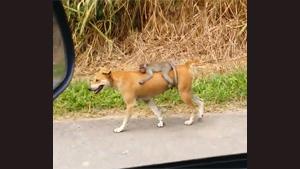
[53,111,247,169]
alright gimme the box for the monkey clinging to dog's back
[138,62,177,88]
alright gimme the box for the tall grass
[62,0,247,75]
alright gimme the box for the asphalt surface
[53,111,247,169]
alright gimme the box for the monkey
[138,62,178,88]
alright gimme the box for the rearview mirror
[53,1,75,99]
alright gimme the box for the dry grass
[62,0,247,78]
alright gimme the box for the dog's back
[111,62,194,99]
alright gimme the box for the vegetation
[54,68,247,119]
[54,0,247,119]
[62,0,247,75]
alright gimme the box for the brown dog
[89,61,204,133]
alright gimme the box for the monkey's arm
[139,69,153,84]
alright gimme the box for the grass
[54,0,247,119]
[62,0,247,76]
[53,68,247,119]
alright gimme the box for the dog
[89,60,205,133]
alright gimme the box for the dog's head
[88,70,112,94]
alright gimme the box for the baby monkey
[138,62,177,88]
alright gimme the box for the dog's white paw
[198,113,204,119]
[157,121,164,128]
[184,120,194,125]
[113,127,124,133]
[198,109,204,119]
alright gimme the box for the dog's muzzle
[88,85,104,94]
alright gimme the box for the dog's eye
[95,79,99,82]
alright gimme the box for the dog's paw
[113,127,124,133]
[184,120,194,126]
[157,121,164,128]
[198,113,204,119]
[198,109,204,119]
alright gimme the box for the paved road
[53,111,247,169]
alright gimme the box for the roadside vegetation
[54,68,247,119]
[54,0,247,119]
[62,0,247,75]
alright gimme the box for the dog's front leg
[114,105,133,133]
[114,97,136,133]
[146,99,164,127]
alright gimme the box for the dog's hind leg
[192,95,205,119]
[145,99,164,127]
[179,91,197,125]
[114,95,136,133]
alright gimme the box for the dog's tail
[184,59,204,68]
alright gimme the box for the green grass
[53,69,247,118]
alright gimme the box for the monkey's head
[139,64,148,73]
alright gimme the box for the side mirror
[53,1,75,99]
